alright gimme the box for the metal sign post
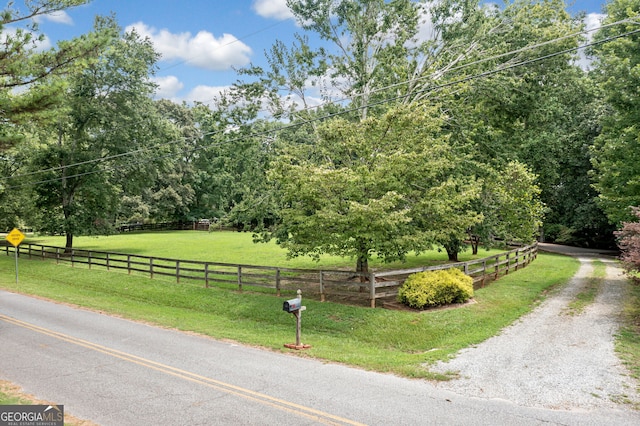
[5,228,25,284]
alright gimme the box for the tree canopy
[0,0,107,151]
[1,0,638,261]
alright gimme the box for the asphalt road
[1,255,639,425]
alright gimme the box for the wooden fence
[4,243,537,308]
[116,221,211,232]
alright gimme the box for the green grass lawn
[27,230,505,270]
[0,233,580,379]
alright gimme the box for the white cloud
[2,27,51,51]
[33,11,73,25]
[577,13,606,70]
[126,22,252,71]
[252,0,294,20]
[185,85,231,106]
[585,13,606,35]
[152,75,184,100]
[415,3,436,44]
[41,11,73,25]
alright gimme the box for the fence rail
[4,242,537,308]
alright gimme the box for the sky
[27,0,611,107]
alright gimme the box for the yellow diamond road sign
[6,228,25,247]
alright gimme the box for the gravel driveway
[429,244,640,411]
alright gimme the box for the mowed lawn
[0,231,585,379]
[29,230,506,270]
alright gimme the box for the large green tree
[29,18,167,248]
[589,0,640,224]
[286,0,420,119]
[0,0,107,151]
[265,105,482,274]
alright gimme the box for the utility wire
[3,23,638,189]
[3,17,630,182]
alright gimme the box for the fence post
[106,252,110,271]
[319,271,325,302]
[71,249,75,267]
[369,272,376,308]
[494,255,499,279]
[127,255,131,275]
[205,263,209,288]
[238,266,243,291]
[276,268,281,297]
[176,260,180,284]
[150,258,154,279]
[482,259,487,287]
[506,252,510,274]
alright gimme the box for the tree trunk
[356,255,369,279]
[65,233,73,253]
[446,246,459,262]
[470,235,480,255]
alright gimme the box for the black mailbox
[283,298,302,312]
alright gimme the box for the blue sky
[30,0,610,106]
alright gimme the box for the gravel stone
[429,246,640,411]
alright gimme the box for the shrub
[398,268,474,309]
[616,206,640,276]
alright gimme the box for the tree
[424,1,598,250]
[264,104,482,274]
[589,0,640,225]
[29,18,166,249]
[0,0,108,151]
[0,139,38,230]
[285,0,420,119]
[470,161,544,254]
[135,99,200,223]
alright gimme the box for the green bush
[397,268,474,309]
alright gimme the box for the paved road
[1,250,639,425]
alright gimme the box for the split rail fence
[3,242,537,308]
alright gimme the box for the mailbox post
[283,289,311,350]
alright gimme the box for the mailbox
[283,298,302,312]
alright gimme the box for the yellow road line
[0,314,366,426]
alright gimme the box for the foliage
[589,0,640,225]
[286,0,420,119]
[472,161,544,248]
[263,104,482,274]
[134,99,200,223]
[28,18,167,248]
[0,0,107,151]
[616,207,640,274]
[398,268,474,309]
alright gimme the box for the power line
[3,22,638,190]
[5,16,630,182]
